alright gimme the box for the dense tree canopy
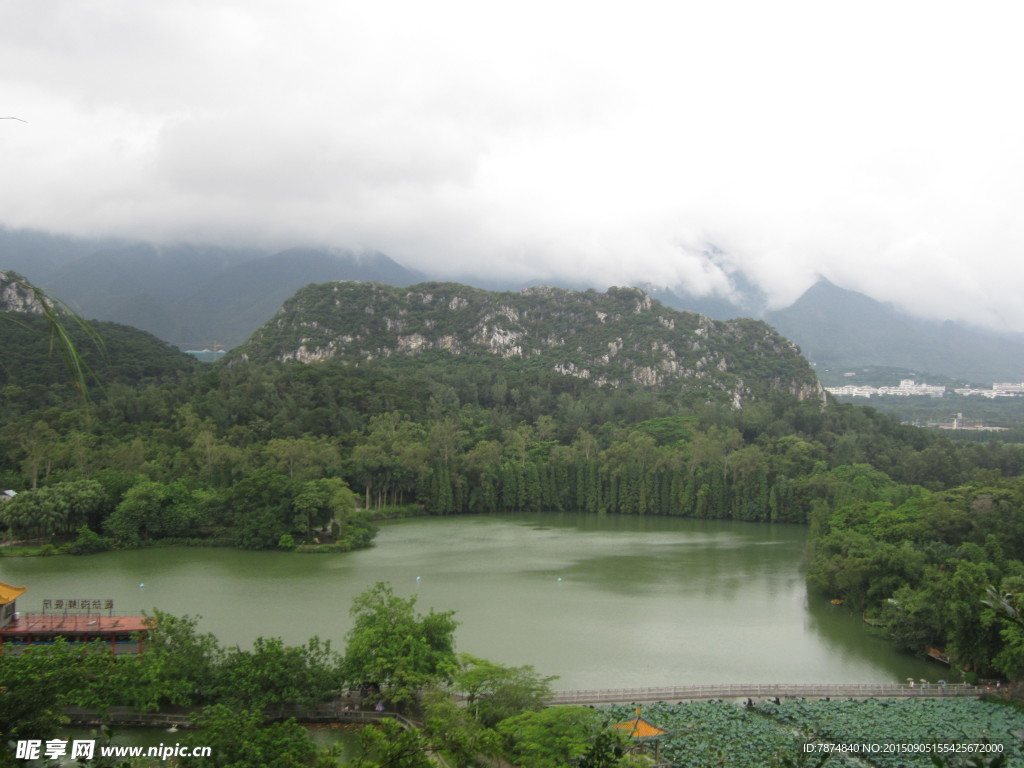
[454,653,557,728]
[806,475,1024,678]
[343,582,459,705]
[496,706,632,768]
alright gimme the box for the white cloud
[3,0,1024,329]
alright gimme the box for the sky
[2,1,1024,331]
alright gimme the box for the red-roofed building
[0,582,148,655]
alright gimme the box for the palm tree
[983,584,1024,630]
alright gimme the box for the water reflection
[803,589,938,682]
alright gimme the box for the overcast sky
[2,1,1023,330]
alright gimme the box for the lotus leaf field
[604,698,1024,768]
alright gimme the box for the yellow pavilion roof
[0,582,27,605]
[613,711,667,740]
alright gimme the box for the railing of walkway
[547,682,978,705]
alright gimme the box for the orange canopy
[0,582,26,605]
[613,707,667,741]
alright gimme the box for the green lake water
[1,513,941,688]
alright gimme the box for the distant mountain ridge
[235,281,823,407]
[632,278,1024,385]
[762,280,1024,384]
[4,226,1023,383]
[0,227,426,348]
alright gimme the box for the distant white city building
[825,385,879,398]
[953,382,1024,398]
[825,379,946,398]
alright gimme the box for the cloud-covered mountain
[640,275,1024,385]
[1,228,425,348]
[763,280,1024,384]
[5,226,1024,384]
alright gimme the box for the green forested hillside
[0,311,198,412]
[236,282,822,407]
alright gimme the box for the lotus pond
[604,698,1024,767]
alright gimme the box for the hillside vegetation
[237,281,822,407]
[1,311,198,412]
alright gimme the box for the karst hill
[234,281,823,408]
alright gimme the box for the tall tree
[343,582,459,706]
[454,654,556,728]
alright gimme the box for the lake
[1,513,940,689]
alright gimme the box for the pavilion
[612,706,669,762]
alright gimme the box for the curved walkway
[547,682,979,706]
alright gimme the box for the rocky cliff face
[0,270,51,315]
[236,281,823,406]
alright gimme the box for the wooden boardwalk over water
[547,682,979,705]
